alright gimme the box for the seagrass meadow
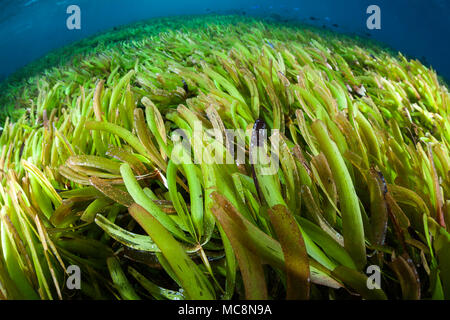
[0,14,449,300]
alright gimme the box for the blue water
[0,0,449,81]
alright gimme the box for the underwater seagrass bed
[0,14,449,300]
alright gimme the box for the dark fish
[270,13,282,21]
[18,143,25,159]
[252,119,266,148]
[332,24,339,28]
[407,226,422,242]
[365,32,372,37]
[420,56,429,65]
[376,170,388,196]
[182,79,189,93]
[309,16,319,21]
[121,247,162,269]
